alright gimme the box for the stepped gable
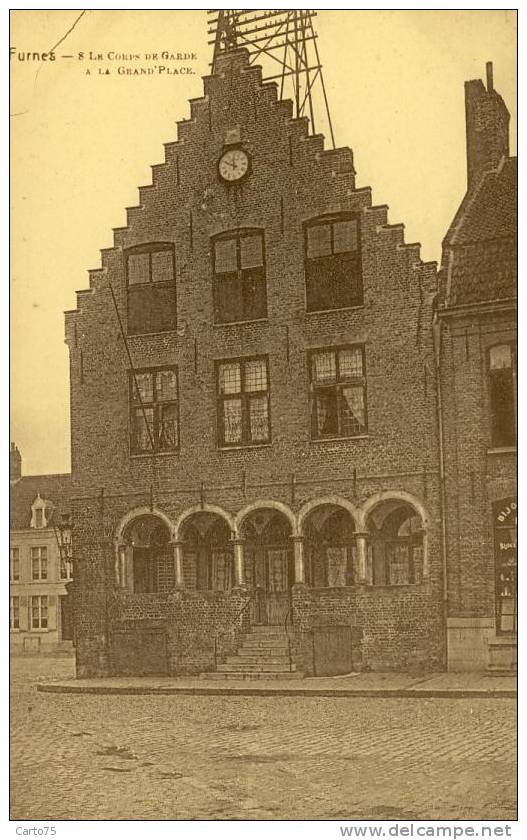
[64,46,433,345]
[443,156,517,307]
[10,473,72,530]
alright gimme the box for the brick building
[437,64,517,672]
[10,444,74,654]
[65,46,445,679]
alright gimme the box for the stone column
[171,540,185,588]
[355,532,369,583]
[114,545,122,587]
[233,538,246,588]
[420,531,429,579]
[292,536,305,584]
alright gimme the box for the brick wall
[66,48,443,677]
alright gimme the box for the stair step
[217,662,297,673]
[201,671,304,681]
[240,643,290,653]
[225,655,291,666]
[250,626,288,635]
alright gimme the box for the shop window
[488,344,516,448]
[126,244,176,335]
[10,597,20,630]
[305,215,362,312]
[213,230,267,323]
[130,368,179,455]
[217,356,271,447]
[31,546,48,580]
[10,547,20,582]
[31,596,48,630]
[309,346,367,439]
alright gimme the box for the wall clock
[218,148,251,183]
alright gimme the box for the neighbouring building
[65,44,444,679]
[10,444,74,654]
[438,63,517,672]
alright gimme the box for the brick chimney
[10,442,22,482]
[465,62,510,189]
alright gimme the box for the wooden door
[313,626,352,676]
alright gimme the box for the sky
[10,9,517,477]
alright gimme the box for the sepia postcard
[9,8,518,834]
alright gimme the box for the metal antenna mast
[207,10,335,148]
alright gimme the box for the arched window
[180,514,233,591]
[488,344,516,448]
[126,243,176,335]
[304,214,363,312]
[367,502,424,586]
[212,229,267,323]
[122,514,173,593]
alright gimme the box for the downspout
[433,266,451,670]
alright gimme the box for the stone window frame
[31,546,48,581]
[30,595,48,630]
[304,212,363,313]
[211,228,268,325]
[10,596,20,630]
[215,355,272,448]
[10,547,20,582]
[129,366,180,457]
[125,242,177,336]
[308,344,368,441]
[487,342,517,449]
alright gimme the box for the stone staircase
[202,625,303,680]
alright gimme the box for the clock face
[218,148,250,183]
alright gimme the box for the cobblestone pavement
[11,658,517,821]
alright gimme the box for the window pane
[240,234,263,268]
[215,273,244,323]
[490,371,516,447]
[245,359,267,392]
[333,219,358,253]
[339,347,363,379]
[312,351,337,383]
[128,252,150,285]
[248,395,269,442]
[131,408,154,452]
[242,268,267,320]
[134,372,154,404]
[151,250,174,283]
[489,344,512,370]
[388,544,410,584]
[219,363,241,395]
[215,238,238,273]
[158,404,179,450]
[341,386,366,435]
[313,389,338,436]
[307,224,331,258]
[222,398,243,443]
[156,370,178,402]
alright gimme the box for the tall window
[310,346,367,440]
[305,215,362,312]
[213,230,267,323]
[31,546,48,580]
[31,596,48,630]
[10,547,20,582]
[130,368,179,455]
[10,597,20,630]
[489,344,516,448]
[217,357,270,447]
[126,244,176,335]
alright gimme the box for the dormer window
[213,229,267,324]
[305,214,363,312]
[31,494,50,529]
[126,243,176,335]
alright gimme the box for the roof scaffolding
[207,9,335,148]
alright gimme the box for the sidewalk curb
[36,683,517,699]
